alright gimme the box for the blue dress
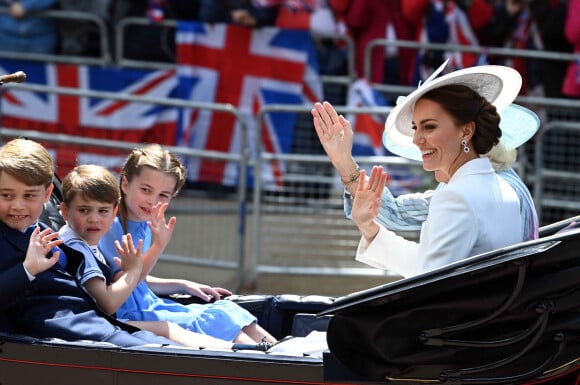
[99,217,256,342]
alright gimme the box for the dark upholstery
[40,174,66,231]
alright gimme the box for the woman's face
[121,168,177,222]
[412,98,471,182]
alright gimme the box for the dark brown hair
[62,164,119,207]
[420,84,502,154]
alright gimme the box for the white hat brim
[383,65,525,161]
[383,103,540,162]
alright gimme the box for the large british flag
[176,21,322,187]
[0,58,178,176]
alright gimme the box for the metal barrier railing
[0,81,251,291]
[0,7,111,66]
[362,38,580,222]
[0,83,416,292]
[114,17,357,85]
[2,21,580,290]
[362,38,580,117]
[364,38,577,87]
[115,17,176,70]
[534,120,580,224]
[250,103,426,290]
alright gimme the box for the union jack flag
[176,21,322,187]
[346,78,390,157]
[0,58,178,176]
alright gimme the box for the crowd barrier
[534,120,580,223]
[1,10,580,293]
[365,38,580,225]
[365,38,578,83]
[114,16,358,84]
[0,82,254,292]
[0,7,111,66]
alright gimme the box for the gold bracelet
[341,167,361,188]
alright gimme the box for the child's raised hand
[23,227,62,276]
[147,202,176,249]
[113,233,143,274]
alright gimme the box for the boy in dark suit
[0,138,177,347]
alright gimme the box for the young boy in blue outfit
[0,138,175,347]
[58,164,234,350]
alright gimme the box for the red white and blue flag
[176,21,321,187]
[0,58,178,176]
[346,78,390,156]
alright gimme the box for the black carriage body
[323,224,580,384]
[0,178,577,385]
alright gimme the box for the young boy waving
[59,164,234,350]
[0,138,174,346]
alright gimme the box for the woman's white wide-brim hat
[382,63,539,161]
[384,103,540,161]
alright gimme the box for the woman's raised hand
[351,166,387,242]
[311,101,358,175]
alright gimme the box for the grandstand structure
[1,9,579,296]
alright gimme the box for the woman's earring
[461,139,470,153]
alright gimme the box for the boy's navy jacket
[0,220,164,345]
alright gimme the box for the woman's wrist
[360,221,380,243]
[336,158,359,178]
[344,179,359,197]
[338,159,360,187]
[340,167,360,188]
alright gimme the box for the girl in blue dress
[99,144,276,344]
[60,164,238,350]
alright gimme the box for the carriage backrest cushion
[40,174,66,231]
